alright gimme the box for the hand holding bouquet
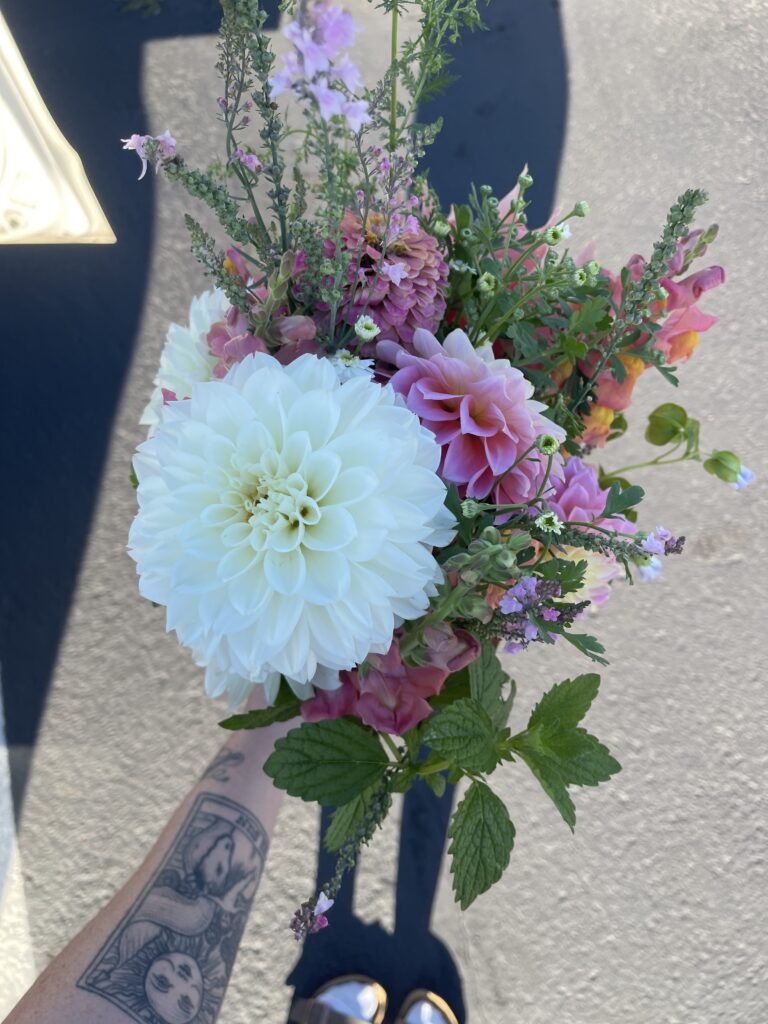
[124,0,752,938]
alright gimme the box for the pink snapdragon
[300,640,452,736]
[121,130,176,180]
[207,306,268,377]
[379,328,565,503]
[230,147,263,174]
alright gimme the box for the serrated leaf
[424,772,447,798]
[469,641,514,728]
[529,673,601,730]
[324,788,375,852]
[424,698,498,773]
[513,735,576,829]
[511,673,620,829]
[540,725,621,786]
[264,718,388,806]
[447,781,515,909]
[219,699,301,731]
[563,632,609,665]
[570,296,609,335]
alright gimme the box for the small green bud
[572,268,588,287]
[574,200,590,217]
[495,548,518,570]
[481,525,502,545]
[518,172,534,189]
[586,259,601,277]
[488,196,499,209]
[433,220,451,237]
[537,433,560,455]
[461,499,483,519]
[460,227,473,240]
[480,184,493,195]
[477,271,497,294]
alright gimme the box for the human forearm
[6,720,291,1024]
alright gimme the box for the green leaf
[601,480,645,520]
[447,781,515,909]
[219,699,301,731]
[264,718,389,806]
[529,673,601,731]
[512,733,577,828]
[424,698,499,773]
[129,464,139,489]
[510,673,620,829]
[429,667,471,708]
[324,788,375,852]
[424,772,447,798]
[469,641,515,728]
[538,556,587,596]
[563,632,609,666]
[703,449,741,483]
[570,296,610,335]
[645,402,688,446]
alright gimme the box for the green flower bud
[574,200,590,217]
[461,499,483,519]
[480,184,493,195]
[433,220,451,237]
[480,525,502,545]
[518,172,534,189]
[477,271,497,294]
[537,433,560,455]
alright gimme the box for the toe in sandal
[289,975,387,1024]
[394,989,459,1024]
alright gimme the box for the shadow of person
[287,777,465,1024]
[0,0,280,822]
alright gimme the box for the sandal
[394,989,459,1024]
[289,975,387,1024]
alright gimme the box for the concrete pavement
[3,1,768,1021]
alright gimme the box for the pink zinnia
[337,210,448,346]
[378,328,565,503]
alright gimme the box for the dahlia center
[241,470,322,552]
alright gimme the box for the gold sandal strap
[289,997,369,1024]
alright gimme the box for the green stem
[381,733,402,762]
[417,758,451,777]
[389,3,399,152]
[607,451,692,475]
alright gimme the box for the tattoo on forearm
[201,750,244,783]
[77,794,268,1024]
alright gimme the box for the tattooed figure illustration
[78,795,268,1023]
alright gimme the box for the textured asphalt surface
[2,1,768,1021]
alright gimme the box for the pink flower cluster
[270,2,370,131]
[379,327,565,505]
[336,210,449,346]
[301,629,479,735]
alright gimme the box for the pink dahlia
[379,328,565,503]
[336,210,448,346]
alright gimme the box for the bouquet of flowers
[124,0,752,939]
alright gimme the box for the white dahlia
[140,288,228,432]
[129,352,455,704]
